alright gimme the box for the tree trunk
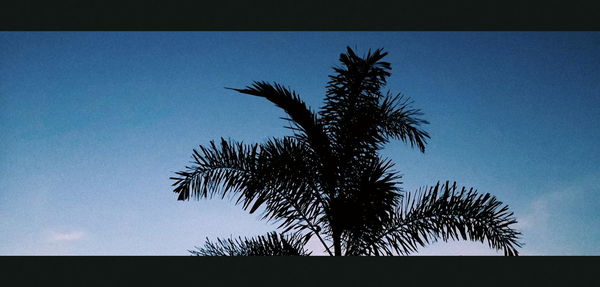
[333,230,342,256]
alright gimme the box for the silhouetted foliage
[171,47,522,256]
[190,232,311,256]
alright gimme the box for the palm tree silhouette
[171,47,521,256]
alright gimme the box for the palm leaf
[228,81,338,200]
[170,137,329,246]
[190,232,311,256]
[377,92,430,152]
[227,81,331,158]
[339,157,404,255]
[374,181,522,256]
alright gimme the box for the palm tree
[170,47,522,256]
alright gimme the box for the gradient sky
[1,32,598,255]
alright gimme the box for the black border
[1,256,598,285]
[1,0,600,30]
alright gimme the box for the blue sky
[0,32,598,255]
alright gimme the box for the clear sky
[1,32,598,255]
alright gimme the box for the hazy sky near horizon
[1,32,599,255]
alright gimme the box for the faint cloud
[516,173,600,255]
[48,231,86,242]
[518,190,565,231]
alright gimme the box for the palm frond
[339,157,404,255]
[374,181,522,256]
[227,81,331,155]
[321,48,429,154]
[321,47,390,127]
[228,81,338,199]
[378,92,430,152]
[190,232,311,256]
[170,138,257,201]
[170,137,327,238]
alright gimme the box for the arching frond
[378,92,430,152]
[373,181,522,256]
[190,232,311,256]
[227,82,331,156]
[170,137,326,236]
[228,81,338,199]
